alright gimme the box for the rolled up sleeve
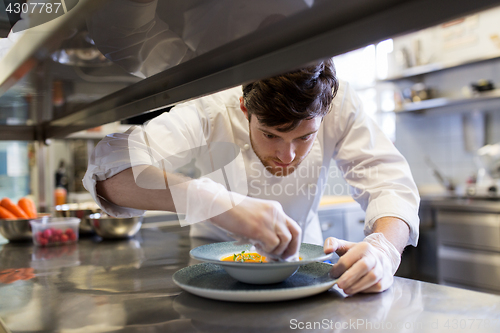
[83,101,211,218]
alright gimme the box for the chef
[83,58,420,295]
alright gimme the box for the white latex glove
[180,178,302,260]
[324,233,401,295]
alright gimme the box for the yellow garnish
[221,251,267,263]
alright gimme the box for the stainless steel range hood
[1,0,500,140]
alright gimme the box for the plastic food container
[30,217,81,247]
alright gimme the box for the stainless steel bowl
[0,218,33,241]
[0,213,51,241]
[54,203,101,234]
[88,213,143,239]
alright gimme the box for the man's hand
[211,197,302,260]
[324,233,401,295]
[182,177,301,260]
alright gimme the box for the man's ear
[239,97,249,120]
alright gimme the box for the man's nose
[277,143,295,164]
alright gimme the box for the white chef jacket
[83,81,420,247]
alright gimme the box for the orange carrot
[0,198,28,219]
[0,206,17,219]
[18,197,37,218]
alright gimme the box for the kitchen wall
[395,105,500,191]
[392,10,500,193]
[326,4,500,197]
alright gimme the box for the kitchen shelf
[394,89,500,113]
[1,0,500,140]
[64,123,132,139]
[381,53,500,81]
[0,0,99,96]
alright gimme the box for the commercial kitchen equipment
[433,198,500,294]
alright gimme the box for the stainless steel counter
[1,222,500,332]
[429,196,500,213]
[425,196,500,294]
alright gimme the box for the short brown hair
[242,59,339,132]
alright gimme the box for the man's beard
[248,127,309,177]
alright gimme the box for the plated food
[221,251,268,263]
[221,250,302,263]
[190,242,332,284]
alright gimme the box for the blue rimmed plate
[173,262,337,302]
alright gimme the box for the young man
[84,59,419,294]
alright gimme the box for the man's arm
[321,82,419,295]
[96,166,180,212]
[328,83,420,247]
[372,217,410,253]
[96,165,302,259]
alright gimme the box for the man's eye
[300,135,312,141]
[264,133,276,139]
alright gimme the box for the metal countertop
[424,196,500,213]
[1,222,500,332]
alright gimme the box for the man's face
[240,97,321,177]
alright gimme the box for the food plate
[173,262,337,302]
[189,241,332,284]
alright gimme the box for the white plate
[172,262,337,302]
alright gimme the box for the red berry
[42,229,52,239]
[65,228,74,236]
[51,235,60,243]
[60,234,69,242]
[39,238,48,246]
[68,233,77,241]
[54,229,63,236]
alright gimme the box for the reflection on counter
[31,244,80,270]
[172,280,423,333]
[90,238,144,270]
[0,268,35,284]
